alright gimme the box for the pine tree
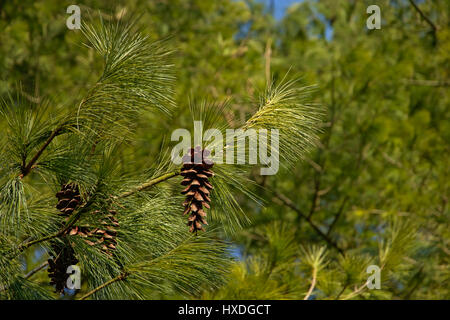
[0,14,322,299]
[1,0,447,300]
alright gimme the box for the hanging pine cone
[68,209,119,256]
[180,146,214,234]
[55,183,82,218]
[47,242,78,294]
[47,183,81,293]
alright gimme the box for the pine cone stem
[118,170,180,198]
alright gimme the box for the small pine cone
[55,183,82,217]
[78,209,119,256]
[67,225,91,237]
[47,243,78,294]
[180,146,214,234]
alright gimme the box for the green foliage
[0,0,448,300]
[0,14,238,300]
[243,77,323,165]
[79,15,176,140]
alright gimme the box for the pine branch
[14,170,180,255]
[308,175,320,218]
[303,265,317,300]
[117,169,180,198]
[24,261,48,279]
[340,280,369,300]
[17,207,84,252]
[241,76,323,166]
[79,271,129,300]
[19,126,63,178]
[334,284,348,300]
[78,16,176,139]
[340,220,416,299]
[300,245,327,300]
[408,0,438,33]
[326,196,349,236]
[403,266,424,299]
[79,234,231,299]
[273,192,345,256]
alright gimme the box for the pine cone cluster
[55,183,119,256]
[68,210,119,256]
[47,184,82,293]
[48,184,120,292]
[56,183,82,219]
[47,243,78,294]
[180,147,214,234]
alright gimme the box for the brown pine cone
[180,146,214,234]
[68,210,119,256]
[55,183,82,217]
[48,183,82,293]
[47,242,78,294]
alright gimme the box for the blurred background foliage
[0,0,448,299]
